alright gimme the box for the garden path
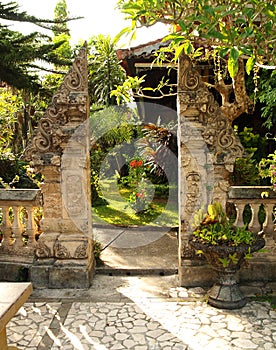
[94,224,178,274]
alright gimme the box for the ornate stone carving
[185,172,200,214]
[74,241,88,259]
[20,44,94,288]
[178,54,244,170]
[54,242,70,259]
[35,240,51,258]
[23,44,88,165]
[181,241,195,259]
[65,174,84,217]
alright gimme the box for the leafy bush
[259,149,276,192]
[231,127,267,186]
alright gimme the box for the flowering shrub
[129,189,147,213]
[126,158,154,214]
[259,150,276,191]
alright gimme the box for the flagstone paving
[6,275,276,350]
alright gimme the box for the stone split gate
[18,45,275,288]
[24,45,93,288]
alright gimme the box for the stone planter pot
[189,235,265,309]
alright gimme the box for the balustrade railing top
[228,186,276,238]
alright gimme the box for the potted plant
[189,202,265,309]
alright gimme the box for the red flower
[129,160,137,168]
[129,159,143,168]
[136,192,141,197]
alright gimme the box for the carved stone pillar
[177,54,244,286]
[24,44,93,288]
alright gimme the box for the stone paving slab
[95,226,178,271]
[5,275,276,350]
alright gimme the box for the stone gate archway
[23,46,245,289]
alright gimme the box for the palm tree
[87,35,126,106]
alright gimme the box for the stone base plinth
[239,258,276,283]
[30,259,94,289]
[0,260,32,282]
[178,260,216,287]
[179,257,276,288]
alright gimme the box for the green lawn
[92,179,178,227]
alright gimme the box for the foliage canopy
[116,0,276,125]
[117,0,276,72]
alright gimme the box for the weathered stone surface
[19,45,94,288]
[0,189,41,203]
[178,54,244,287]
[49,265,92,289]
[228,186,276,199]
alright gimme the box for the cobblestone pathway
[6,275,276,350]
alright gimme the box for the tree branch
[220,58,254,122]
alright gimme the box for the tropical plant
[191,202,256,247]
[257,70,276,129]
[93,238,103,265]
[138,121,178,183]
[124,157,154,213]
[41,0,73,96]
[90,106,138,204]
[87,35,126,106]
[0,88,23,155]
[231,127,268,186]
[259,148,276,192]
[52,0,72,63]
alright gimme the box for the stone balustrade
[0,189,42,260]
[0,186,275,285]
[228,186,276,238]
[227,186,276,284]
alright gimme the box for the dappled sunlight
[47,299,186,349]
[7,282,276,350]
[116,277,194,344]
[80,325,108,350]
[93,204,144,226]
[116,277,254,350]
[60,323,85,350]
[18,306,28,317]
[46,328,62,347]
[92,178,178,227]
[116,278,276,350]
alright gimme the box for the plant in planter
[189,202,265,309]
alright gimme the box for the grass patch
[92,179,178,227]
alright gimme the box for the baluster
[11,206,24,249]
[263,203,276,239]
[248,203,261,234]
[0,206,12,248]
[233,202,245,227]
[25,206,37,249]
